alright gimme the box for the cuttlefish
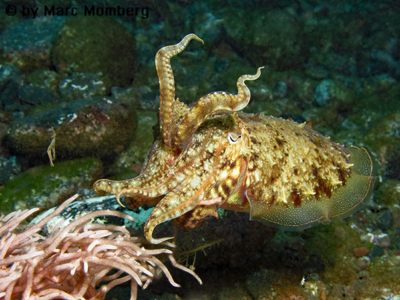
[94,34,374,244]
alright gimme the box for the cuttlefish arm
[117,128,226,244]
[155,33,263,149]
[174,153,248,231]
[144,164,220,244]
[93,137,176,206]
[144,118,251,243]
[156,33,204,147]
[174,67,264,148]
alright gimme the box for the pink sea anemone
[0,194,201,300]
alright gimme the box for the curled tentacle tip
[186,33,204,44]
[148,235,174,244]
[116,194,126,208]
[93,181,106,195]
[255,66,264,75]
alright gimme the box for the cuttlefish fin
[248,146,374,230]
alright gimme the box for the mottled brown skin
[94,34,373,244]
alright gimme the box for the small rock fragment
[354,247,370,257]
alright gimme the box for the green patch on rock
[306,221,365,268]
[0,157,102,214]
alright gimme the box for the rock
[389,227,400,250]
[358,270,370,281]
[31,195,123,235]
[304,16,361,76]
[1,69,61,114]
[109,110,157,174]
[314,80,331,106]
[0,157,102,214]
[366,110,400,169]
[374,210,394,231]
[58,73,107,101]
[303,280,328,300]
[217,283,252,300]
[6,97,137,159]
[376,233,391,248]
[25,70,60,92]
[356,257,370,270]
[0,120,9,145]
[0,64,21,90]
[369,245,384,258]
[331,284,357,299]
[30,193,157,238]
[190,4,223,46]
[273,81,288,98]
[224,9,302,71]
[354,247,370,257]
[0,17,65,72]
[280,238,306,269]
[314,79,356,108]
[52,17,136,92]
[375,180,400,207]
[0,155,21,185]
[303,254,325,275]
[112,86,159,111]
[18,85,59,106]
[0,79,21,111]
[305,64,329,79]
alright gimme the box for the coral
[0,194,201,300]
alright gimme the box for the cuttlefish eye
[227,132,243,144]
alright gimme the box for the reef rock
[6,97,137,159]
[52,17,136,91]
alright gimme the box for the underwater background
[0,0,400,299]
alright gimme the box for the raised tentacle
[174,67,264,148]
[156,33,204,147]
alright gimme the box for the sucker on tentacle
[94,34,374,244]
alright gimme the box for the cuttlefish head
[117,113,250,243]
